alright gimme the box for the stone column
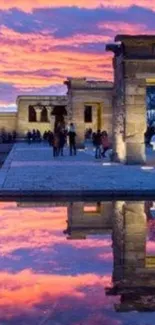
[112,98,126,163]
[125,79,146,164]
[47,106,55,131]
[123,202,146,278]
[92,104,98,132]
[73,105,85,148]
[35,108,42,122]
[112,201,146,286]
[112,201,125,283]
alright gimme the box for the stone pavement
[0,142,155,197]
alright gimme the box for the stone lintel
[16,95,68,105]
[65,77,113,90]
[115,34,155,44]
[124,56,155,60]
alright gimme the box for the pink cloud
[0,0,155,12]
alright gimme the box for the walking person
[101,132,110,157]
[94,130,102,159]
[68,126,76,156]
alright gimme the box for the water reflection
[0,200,155,324]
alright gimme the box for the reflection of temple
[106,201,155,312]
[64,202,113,239]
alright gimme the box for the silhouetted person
[94,130,102,159]
[32,129,36,142]
[36,129,41,142]
[27,131,32,144]
[12,130,17,142]
[48,131,54,147]
[53,133,59,157]
[59,130,66,156]
[68,129,76,156]
[101,132,110,157]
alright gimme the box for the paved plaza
[0,142,155,196]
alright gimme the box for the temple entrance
[106,34,155,164]
[52,106,67,132]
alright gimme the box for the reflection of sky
[0,201,155,324]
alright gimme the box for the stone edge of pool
[0,189,154,200]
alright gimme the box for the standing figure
[48,131,54,147]
[68,127,76,156]
[94,130,102,159]
[27,130,32,144]
[59,130,66,156]
[101,132,110,157]
[53,132,59,157]
[36,129,41,142]
[32,129,36,142]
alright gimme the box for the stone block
[125,85,146,96]
[126,142,146,164]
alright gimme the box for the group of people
[92,130,110,159]
[26,129,41,143]
[0,130,17,144]
[49,123,77,157]
[27,124,77,157]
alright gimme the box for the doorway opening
[146,85,155,145]
[52,106,67,132]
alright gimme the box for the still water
[0,200,155,324]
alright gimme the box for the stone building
[1,33,155,163]
[0,78,113,146]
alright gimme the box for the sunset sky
[0,1,155,109]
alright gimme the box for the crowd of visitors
[0,130,17,144]
[26,123,77,157]
[26,125,111,159]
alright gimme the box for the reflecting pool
[0,200,155,324]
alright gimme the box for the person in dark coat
[68,129,76,156]
[58,130,66,156]
[48,131,54,147]
[53,132,59,157]
[94,130,102,159]
[27,131,32,144]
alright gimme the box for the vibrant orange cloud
[0,269,112,319]
[0,203,112,256]
[0,0,155,12]
[0,26,113,89]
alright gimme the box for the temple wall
[0,113,17,132]
[66,79,113,146]
[17,95,68,135]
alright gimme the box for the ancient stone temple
[1,34,155,163]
